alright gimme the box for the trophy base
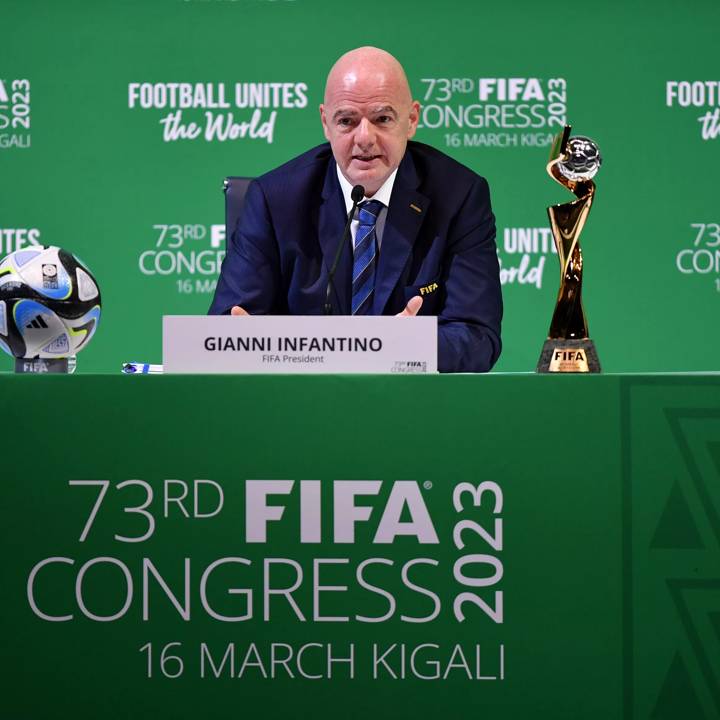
[536,339,601,374]
[15,356,76,374]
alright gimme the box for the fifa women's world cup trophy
[537,125,602,373]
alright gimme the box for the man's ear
[319,104,330,141]
[407,100,420,138]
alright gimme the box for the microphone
[324,184,364,315]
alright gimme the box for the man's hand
[230,305,249,316]
[396,295,423,317]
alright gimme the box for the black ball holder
[15,357,74,374]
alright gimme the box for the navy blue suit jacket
[209,141,502,372]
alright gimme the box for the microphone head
[351,185,365,203]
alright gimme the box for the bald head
[320,47,420,196]
[323,46,413,106]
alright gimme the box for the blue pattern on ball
[13,250,43,268]
[14,299,53,336]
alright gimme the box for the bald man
[210,47,502,372]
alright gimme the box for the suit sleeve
[437,176,502,373]
[208,180,283,315]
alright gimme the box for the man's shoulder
[406,141,486,187]
[255,143,333,192]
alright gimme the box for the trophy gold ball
[536,125,602,373]
[557,136,603,181]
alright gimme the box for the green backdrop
[2,0,719,373]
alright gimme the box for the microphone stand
[324,184,365,315]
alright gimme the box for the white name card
[163,315,438,374]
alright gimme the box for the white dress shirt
[336,165,398,251]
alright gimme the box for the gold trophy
[537,125,602,373]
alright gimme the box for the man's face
[320,68,419,197]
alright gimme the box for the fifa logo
[553,350,586,362]
[477,78,546,102]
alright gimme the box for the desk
[1,374,719,720]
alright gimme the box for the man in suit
[209,46,502,372]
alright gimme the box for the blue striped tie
[352,200,383,315]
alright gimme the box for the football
[558,136,603,181]
[0,246,102,359]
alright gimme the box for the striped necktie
[352,200,383,315]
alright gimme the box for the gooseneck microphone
[324,184,365,315]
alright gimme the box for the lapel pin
[409,203,422,214]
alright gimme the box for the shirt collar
[336,165,398,213]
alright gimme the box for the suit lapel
[373,152,429,314]
[318,162,351,314]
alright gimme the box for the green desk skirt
[2,374,719,720]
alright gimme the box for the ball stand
[15,356,77,374]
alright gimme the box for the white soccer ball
[0,246,102,359]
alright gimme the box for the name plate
[163,315,438,374]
